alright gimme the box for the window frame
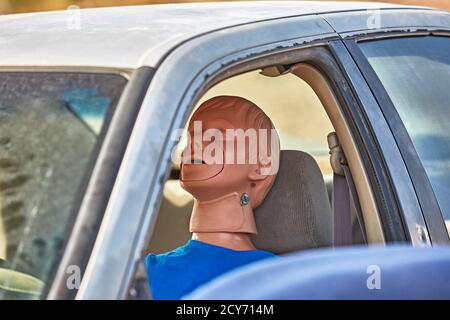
[342,32,450,245]
[128,42,413,298]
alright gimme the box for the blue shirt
[145,240,275,300]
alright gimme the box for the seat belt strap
[328,132,367,247]
[342,164,367,244]
[332,172,352,246]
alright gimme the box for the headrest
[252,150,332,254]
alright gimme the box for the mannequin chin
[145,95,280,300]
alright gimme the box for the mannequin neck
[189,192,258,234]
[192,232,256,251]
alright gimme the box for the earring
[240,193,250,206]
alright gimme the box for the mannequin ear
[248,165,269,181]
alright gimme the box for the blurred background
[0,0,449,15]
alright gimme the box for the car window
[148,70,335,254]
[0,72,127,299]
[358,36,450,236]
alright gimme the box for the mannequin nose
[181,147,190,164]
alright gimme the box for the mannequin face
[180,96,279,209]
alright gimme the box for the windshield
[358,36,450,236]
[0,72,127,299]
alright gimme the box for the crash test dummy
[146,96,280,300]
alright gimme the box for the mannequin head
[180,95,280,235]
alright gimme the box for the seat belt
[328,132,367,247]
[342,163,367,244]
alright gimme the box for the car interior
[147,62,385,258]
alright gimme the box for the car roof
[0,1,432,70]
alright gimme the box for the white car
[0,1,449,299]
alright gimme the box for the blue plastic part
[62,88,111,118]
[185,245,450,300]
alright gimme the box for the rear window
[0,72,127,299]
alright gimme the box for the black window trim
[343,33,450,245]
[327,41,408,243]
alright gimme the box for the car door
[324,8,450,245]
